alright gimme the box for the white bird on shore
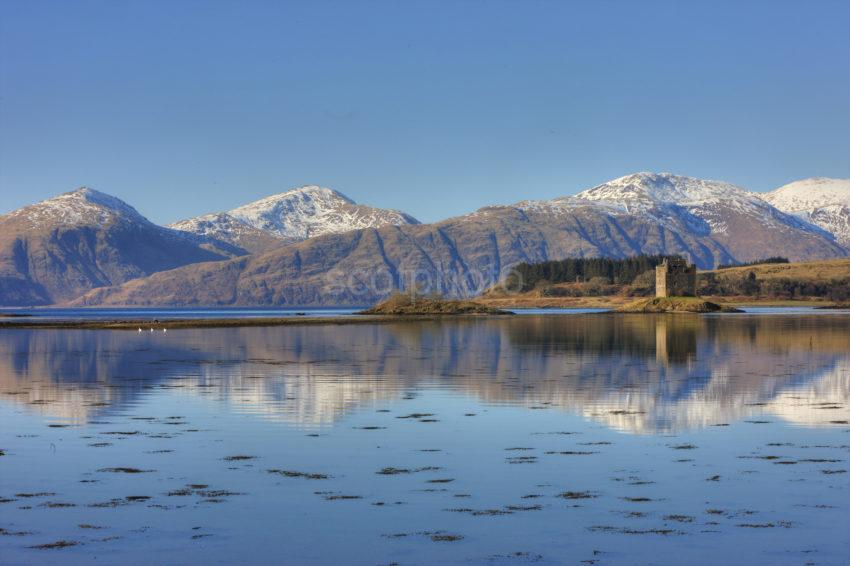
[138,328,142,333]
[163,328,167,333]
[150,328,153,332]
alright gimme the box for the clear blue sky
[2,0,849,224]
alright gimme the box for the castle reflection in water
[1,314,848,434]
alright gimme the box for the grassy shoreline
[478,295,839,309]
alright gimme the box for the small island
[358,293,513,316]
[616,259,742,313]
[617,296,742,313]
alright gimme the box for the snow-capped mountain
[508,172,842,266]
[761,178,850,246]
[521,172,825,236]
[171,185,420,253]
[0,188,238,305]
[73,173,849,308]
[5,174,849,307]
[169,212,285,255]
[5,186,147,228]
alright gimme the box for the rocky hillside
[169,212,285,255]
[0,188,239,305]
[170,185,420,253]
[761,177,850,247]
[73,173,848,307]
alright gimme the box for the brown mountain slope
[72,196,847,307]
[0,188,240,305]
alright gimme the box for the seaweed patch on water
[39,501,76,508]
[125,495,151,502]
[29,540,80,549]
[221,455,257,461]
[267,469,329,480]
[89,495,153,508]
[505,504,544,512]
[376,466,442,475]
[382,530,464,542]
[506,456,538,464]
[97,467,153,474]
[544,451,597,456]
[663,515,694,523]
[557,491,598,500]
[447,507,513,516]
[431,533,464,542]
[322,494,362,501]
[736,522,792,528]
[588,526,684,536]
[1,527,34,536]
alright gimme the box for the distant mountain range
[0,188,242,305]
[762,177,850,247]
[169,185,419,253]
[1,173,848,306]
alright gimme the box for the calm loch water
[1,314,849,565]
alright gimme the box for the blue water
[0,307,363,320]
[4,306,843,322]
[0,314,848,565]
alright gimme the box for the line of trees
[699,272,849,301]
[504,254,849,301]
[507,255,676,292]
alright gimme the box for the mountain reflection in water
[1,314,848,434]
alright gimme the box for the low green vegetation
[616,297,742,313]
[715,257,789,270]
[699,268,849,302]
[359,293,510,315]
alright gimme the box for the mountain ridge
[3,173,848,307]
[69,173,849,307]
[0,188,241,305]
[760,177,850,246]
[169,185,420,253]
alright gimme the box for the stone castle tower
[655,258,697,298]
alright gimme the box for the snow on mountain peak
[234,185,356,212]
[574,172,752,207]
[171,184,419,244]
[761,177,850,246]
[512,172,824,238]
[761,177,850,211]
[4,186,146,228]
[228,185,417,240]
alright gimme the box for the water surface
[1,314,848,564]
